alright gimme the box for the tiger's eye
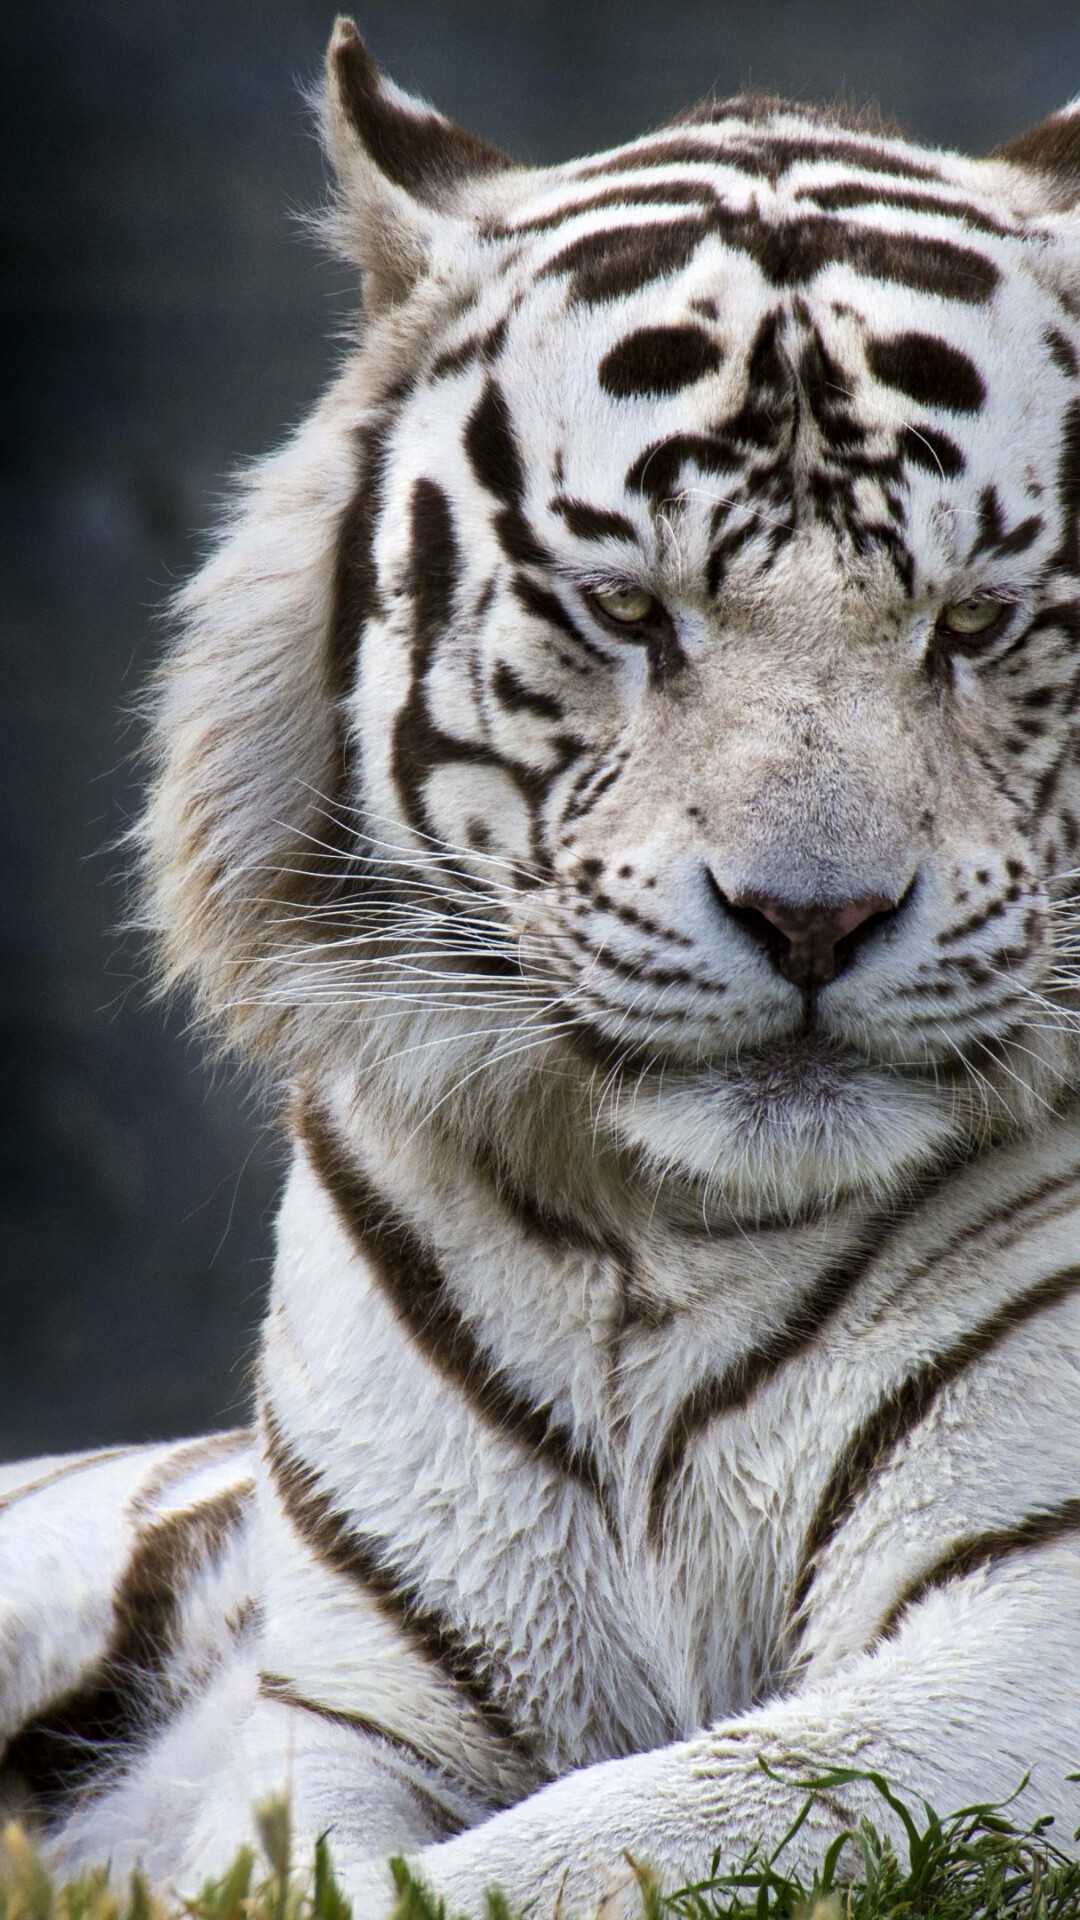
[589,583,660,626]
[940,597,1006,638]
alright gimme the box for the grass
[2,1769,1079,1920]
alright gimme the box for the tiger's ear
[992,100,1080,303]
[994,100,1080,209]
[324,17,516,312]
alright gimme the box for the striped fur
[4,21,1080,1913]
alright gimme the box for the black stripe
[551,497,640,545]
[577,137,756,176]
[789,1263,1080,1628]
[488,180,719,238]
[994,110,1080,190]
[562,752,626,822]
[258,1670,465,1830]
[714,136,947,187]
[626,431,740,504]
[707,517,767,595]
[430,318,508,381]
[465,1135,630,1262]
[598,324,724,398]
[331,23,510,199]
[261,1405,532,1758]
[733,211,1000,301]
[901,425,965,477]
[797,181,1012,238]
[874,1161,1080,1306]
[465,379,552,567]
[390,477,463,845]
[384,480,568,880]
[866,332,985,414]
[645,1195,952,1546]
[296,1095,606,1501]
[409,476,460,657]
[278,415,395,922]
[541,220,705,305]
[966,483,1044,562]
[577,134,946,185]
[431,335,485,380]
[1053,400,1080,576]
[491,661,565,721]
[511,571,613,666]
[1045,327,1079,380]
[2,1484,253,1812]
[544,203,999,308]
[873,1498,1080,1643]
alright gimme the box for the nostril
[705,871,908,992]
[705,875,793,976]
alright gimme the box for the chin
[599,1043,966,1219]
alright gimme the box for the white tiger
[3,18,1080,1914]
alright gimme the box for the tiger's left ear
[323,17,518,313]
[994,99,1080,209]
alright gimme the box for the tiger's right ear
[323,17,516,313]
[993,99,1080,210]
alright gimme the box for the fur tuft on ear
[323,17,516,311]
[994,99,1080,209]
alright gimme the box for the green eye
[589,583,661,626]
[939,597,1007,639]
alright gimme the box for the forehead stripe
[489,180,719,239]
[625,432,737,502]
[796,181,1014,238]
[541,205,999,306]
[541,220,704,304]
[577,133,946,185]
[709,203,1000,301]
[867,333,986,413]
[598,324,724,398]
[551,498,640,544]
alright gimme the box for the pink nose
[723,888,899,992]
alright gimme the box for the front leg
[405,1561,1080,1918]
[409,1727,852,1919]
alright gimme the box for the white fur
[4,29,1080,1916]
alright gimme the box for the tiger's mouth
[570,1025,968,1212]
[564,1012,945,1091]
[560,1003,1078,1213]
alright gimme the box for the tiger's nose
[707,878,903,992]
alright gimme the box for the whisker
[398,1025,581,1151]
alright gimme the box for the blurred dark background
[3,0,1079,1461]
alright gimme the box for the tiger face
[144,26,1080,1220]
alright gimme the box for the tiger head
[141,23,1080,1222]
